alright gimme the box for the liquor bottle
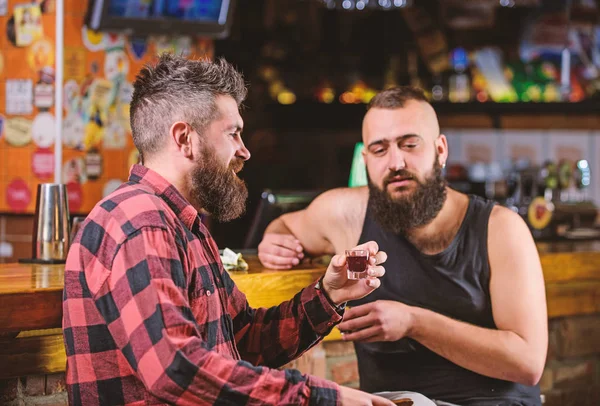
[448,47,471,103]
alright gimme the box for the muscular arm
[409,206,548,385]
[265,208,334,256]
[259,187,367,268]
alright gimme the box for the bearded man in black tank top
[258,87,548,406]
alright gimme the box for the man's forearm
[409,307,544,386]
[232,280,342,368]
[264,216,295,235]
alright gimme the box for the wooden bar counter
[1,242,599,379]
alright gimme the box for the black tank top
[351,195,541,406]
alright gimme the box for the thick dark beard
[190,147,248,222]
[368,161,447,235]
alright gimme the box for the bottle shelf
[261,100,600,130]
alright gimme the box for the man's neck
[143,159,193,204]
[405,188,470,255]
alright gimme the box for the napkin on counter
[220,248,249,272]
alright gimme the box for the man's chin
[386,185,416,199]
[210,204,247,222]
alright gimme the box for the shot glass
[346,249,370,280]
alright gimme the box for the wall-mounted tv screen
[86,0,235,38]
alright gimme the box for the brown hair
[130,53,247,159]
[367,86,429,111]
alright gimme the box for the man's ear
[436,134,449,167]
[170,121,193,158]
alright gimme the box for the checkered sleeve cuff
[300,283,344,337]
[306,374,341,406]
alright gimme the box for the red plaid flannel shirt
[63,164,343,405]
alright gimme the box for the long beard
[368,161,447,234]
[190,148,248,222]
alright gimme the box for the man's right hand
[339,386,396,406]
[258,233,304,269]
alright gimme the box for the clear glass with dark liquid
[346,249,369,280]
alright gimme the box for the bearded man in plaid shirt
[62,54,394,406]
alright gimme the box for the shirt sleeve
[90,226,340,406]
[224,267,345,369]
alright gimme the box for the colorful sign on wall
[0,4,213,213]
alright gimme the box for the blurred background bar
[0,1,599,404]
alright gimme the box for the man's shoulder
[487,204,533,251]
[488,205,526,232]
[84,182,175,242]
[315,186,368,211]
[67,183,181,299]
[310,187,368,241]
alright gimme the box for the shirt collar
[128,164,199,230]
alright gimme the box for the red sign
[66,182,83,213]
[32,148,54,180]
[6,179,32,212]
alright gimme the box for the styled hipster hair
[130,53,247,159]
[367,86,429,111]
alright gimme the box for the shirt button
[206,291,212,296]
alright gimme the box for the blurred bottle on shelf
[448,47,471,103]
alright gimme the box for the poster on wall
[1,6,215,213]
[64,47,87,82]
[27,38,54,73]
[31,112,55,148]
[85,149,103,180]
[63,113,84,149]
[32,148,54,180]
[14,4,43,47]
[66,182,83,213]
[34,83,54,110]
[4,117,32,147]
[63,80,81,113]
[103,118,126,149]
[6,179,32,212]
[104,49,129,80]
[6,79,34,115]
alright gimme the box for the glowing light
[277,90,296,105]
[476,92,488,103]
[321,89,335,104]
[340,92,358,104]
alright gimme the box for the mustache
[383,169,416,186]
[229,158,244,174]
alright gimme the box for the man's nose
[387,146,405,172]
[236,140,251,161]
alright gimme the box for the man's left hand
[322,241,386,305]
[337,300,415,342]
